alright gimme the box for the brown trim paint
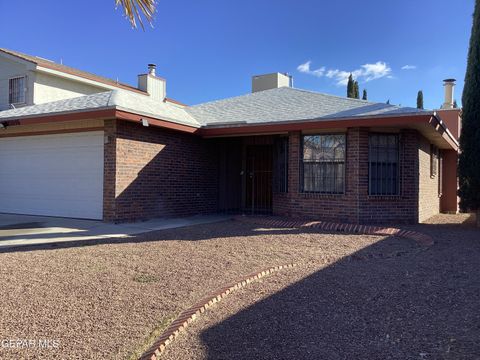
[0,109,199,134]
[0,110,457,150]
[429,116,459,151]
[1,109,116,127]
[199,115,432,137]
[114,110,199,134]
[0,126,104,138]
[164,97,187,106]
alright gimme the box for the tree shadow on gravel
[198,227,480,360]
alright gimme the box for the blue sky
[0,0,474,109]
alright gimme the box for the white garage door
[0,131,104,220]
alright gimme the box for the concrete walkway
[0,213,230,250]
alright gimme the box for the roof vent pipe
[441,78,456,109]
[148,63,156,76]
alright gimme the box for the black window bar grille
[302,134,346,194]
[368,133,400,196]
[273,137,288,193]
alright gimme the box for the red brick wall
[103,119,117,220]
[358,129,419,224]
[103,121,440,224]
[273,129,359,223]
[273,128,422,224]
[104,120,218,222]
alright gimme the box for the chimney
[441,78,456,109]
[252,72,293,93]
[138,64,166,101]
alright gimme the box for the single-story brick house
[0,49,461,224]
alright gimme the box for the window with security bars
[273,137,288,193]
[9,76,26,105]
[302,134,345,194]
[369,133,400,195]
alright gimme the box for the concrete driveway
[0,213,230,250]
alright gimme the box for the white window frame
[8,76,27,105]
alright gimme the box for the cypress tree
[386,99,390,105]
[347,74,354,98]
[353,81,360,99]
[362,89,367,100]
[459,0,480,226]
[453,99,458,108]
[416,90,424,109]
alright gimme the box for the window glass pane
[302,134,345,194]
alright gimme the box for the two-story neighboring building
[0,48,461,224]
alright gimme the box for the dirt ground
[160,214,480,360]
[0,218,399,360]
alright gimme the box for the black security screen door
[245,145,273,214]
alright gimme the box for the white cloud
[360,62,392,81]
[297,61,311,73]
[401,65,417,70]
[297,60,325,77]
[297,60,392,86]
[325,69,351,86]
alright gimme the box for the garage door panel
[0,132,104,219]
[0,150,103,171]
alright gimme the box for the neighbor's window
[430,144,439,177]
[369,133,400,195]
[9,76,26,105]
[274,137,288,193]
[302,134,345,194]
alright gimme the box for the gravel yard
[0,219,395,360]
[159,214,480,360]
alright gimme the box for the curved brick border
[140,263,297,360]
[235,216,434,247]
[139,217,432,359]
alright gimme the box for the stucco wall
[0,57,34,110]
[33,72,106,104]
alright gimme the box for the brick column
[103,119,117,222]
[401,129,420,222]
[288,131,301,195]
[345,127,365,224]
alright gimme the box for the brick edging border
[234,216,434,247]
[140,263,297,360]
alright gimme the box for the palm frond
[115,0,156,30]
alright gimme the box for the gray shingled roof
[187,87,430,126]
[0,90,199,127]
[0,86,431,128]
